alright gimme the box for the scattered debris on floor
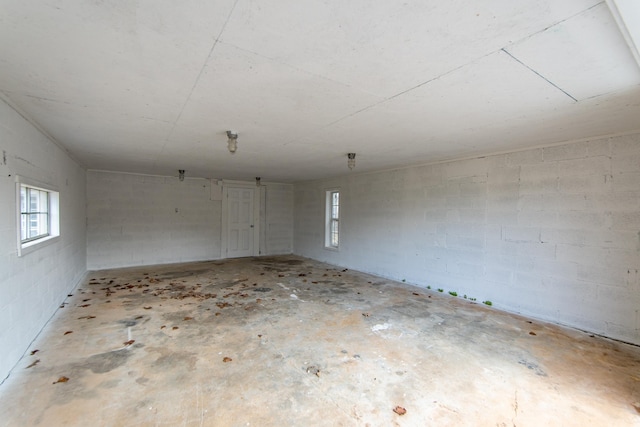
[3,256,640,426]
[371,323,391,332]
[306,366,321,377]
[393,406,406,415]
[53,376,69,384]
[25,359,39,369]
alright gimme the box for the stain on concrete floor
[1,255,639,426]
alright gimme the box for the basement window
[16,176,59,257]
[325,189,340,249]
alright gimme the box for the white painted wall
[294,134,640,345]
[262,183,294,255]
[0,98,87,381]
[87,172,293,269]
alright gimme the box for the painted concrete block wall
[294,134,640,345]
[87,171,222,269]
[87,172,293,269]
[263,183,294,255]
[0,98,87,381]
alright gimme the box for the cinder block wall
[294,134,640,345]
[261,183,294,255]
[0,98,87,380]
[87,171,293,269]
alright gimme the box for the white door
[226,186,255,258]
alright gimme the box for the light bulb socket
[347,153,356,170]
[178,169,185,181]
[226,131,238,154]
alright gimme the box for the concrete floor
[1,255,639,426]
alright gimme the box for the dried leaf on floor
[53,376,69,384]
[30,350,39,356]
[184,317,193,321]
[143,306,152,310]
[172,326,179,330]
[160,325,166,329]
[393,406,407,415]
[26,359,40,369]
[79,304,91,308]
[64,331,73,335]
[78,315,96,320]
[223,357,232,363]
[123,340,135,346]
[529,331,537,336]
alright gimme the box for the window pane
[21,214,27,240]
[39,190,49,214]
[28,213,38,239]
[38,213,49,236]
[330,220,339,247]
[29,189,39,212]
[21,187,27,212]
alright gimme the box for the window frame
[324,189,340,250]
[16,176,60,257]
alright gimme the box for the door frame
[221,180,260,259]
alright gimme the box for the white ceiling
[1,0,639,182]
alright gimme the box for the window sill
[324,246,340,252]
[18,235,60,257]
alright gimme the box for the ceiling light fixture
[178,169,185,181]
[226,130,238,154]
[255,177,261,187]
[347,153,356,170]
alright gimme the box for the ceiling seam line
[217,41,390,101]
[501,48,578,102]
[313,47,503,133]
[154,0,241,167]
[251,3,604,146]
[505,1,605,49]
